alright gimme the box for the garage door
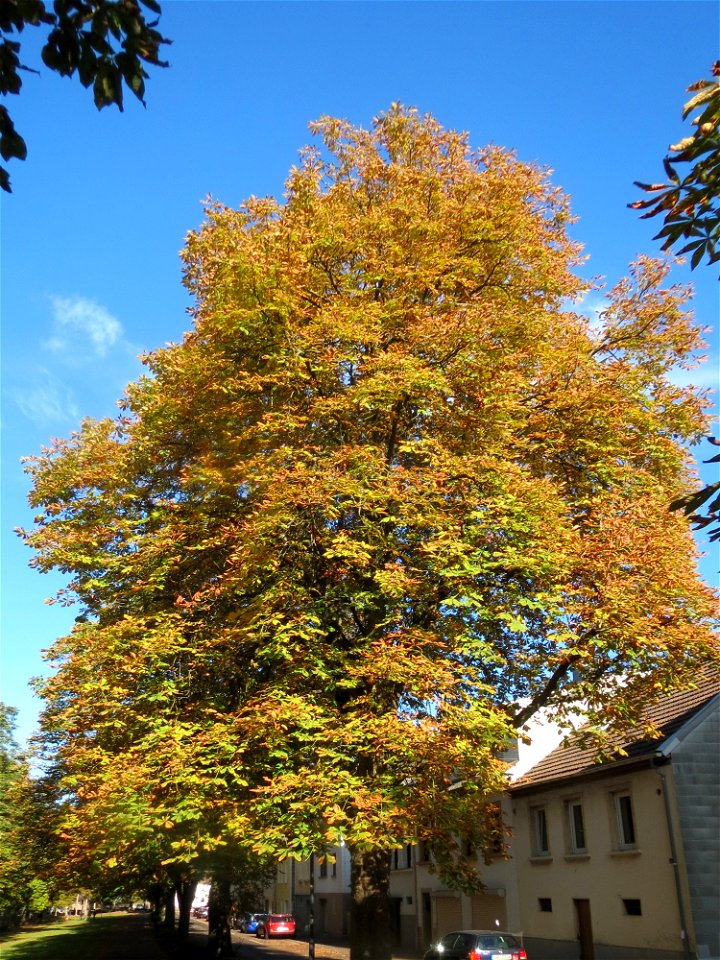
[433,894,462,938]
[471,892,507,929]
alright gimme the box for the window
[531,806,550,856]
[614,792,637,848]
[391,846,411,870]
[318,856,327,879]
[454,934,477,955]
[538,898,553,912]
[567,800,587,853]
[623,898,642,916]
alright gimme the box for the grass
[0,911,176,959]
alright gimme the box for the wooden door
[574,899,595,960]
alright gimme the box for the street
[193,921,419,960]
[230,932,347,960]
[190,921,351,960]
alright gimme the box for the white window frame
[567,799,587,853]
[531,805,550,856]
[613,791,637,849]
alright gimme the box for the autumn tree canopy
[23,106,719,959]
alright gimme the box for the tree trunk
[162,886,175,929]
[149,884,163,930]
[349,847,392,960]
[176,875,198,941]
[207,876,233,958]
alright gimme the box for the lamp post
[309,852,315,960]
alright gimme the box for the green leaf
[690,242,707,269]
[0,127,27,162]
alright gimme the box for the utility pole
[309,853,315,960]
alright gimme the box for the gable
[511,666,720,792]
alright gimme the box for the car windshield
[477,935,519,949]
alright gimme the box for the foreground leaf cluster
[631,61,720,271]
[0,0,169,191]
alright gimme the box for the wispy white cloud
[667,354,720,394]
[9,369,80,426]
[46,295,122,359]
[570,291,610,331]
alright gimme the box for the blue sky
[2,1,718,748]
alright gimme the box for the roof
[511,666,720,792]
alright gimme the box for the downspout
[653,758,692,960]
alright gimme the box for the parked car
[423,930,528,960]
[236,912,268,933]
[255,913,296,938]
[192,905,209,920]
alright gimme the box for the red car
[255,913,296,938]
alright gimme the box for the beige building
[261,670,718,959]
[387,810,523,952]
[264,857,294,915]
[264,846,352,939]
[510,669,719,960]
[299,846,351,939]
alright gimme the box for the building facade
[260,671,719,959]
[387,806,523,952]
[510,672,719,960]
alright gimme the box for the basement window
[623,898,642,916]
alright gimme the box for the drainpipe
[653,759,692,960]
[309,852,315,960]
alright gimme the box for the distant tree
[227,848,275,916]
[202,848,274,960]
[630,61,720,270]
[0,704,59,924]
[32,731,202,939]
[0,704,25,924]
[26,877,51,916]
[22,107,719,960]
[0,0,169,191]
